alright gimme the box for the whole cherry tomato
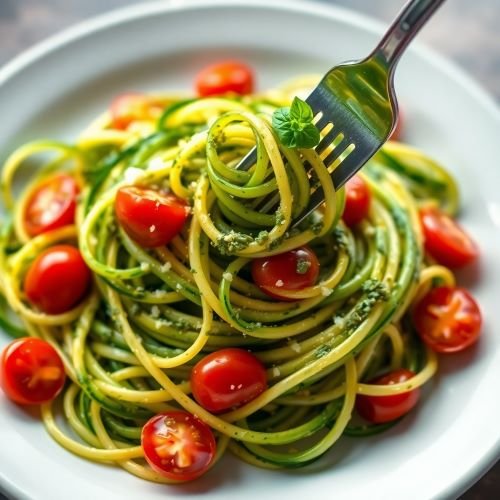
[195,61,254,97]
[24,245,91,314]
[419,206,478,268]
[356,369,420,424]
[110,93,152,130]
[115,186,189,248]
[0,337,66,405]
[191,348,267,413]
[342,175,371,227]
[251,246,320,300]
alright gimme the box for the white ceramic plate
[0,1,499,499]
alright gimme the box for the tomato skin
[251,246,320,300]
[191,348,267,413]
[110,93,151,130]
[342,175,371,227]
[0,338,66,405]
[141,411,216,481]
[195,61,254,97]
[115,186,189,248]
[24,245,91,314]
[420,207,478,268]
[413,286,482,354]
[24,174,79,237]
[356,369,420,424]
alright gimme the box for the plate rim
[0,1,499,499]
[0,0,499,123]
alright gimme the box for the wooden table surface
[0,1,499,499]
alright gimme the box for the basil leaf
[271,97,320,149]
[289,96,314,123]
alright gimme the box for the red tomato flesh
[356,369,420,424]
[141,411,216,481]
[24,245,91,314]
[413,286,482,354]
[195,61,254,97]
[251,246,320,300]
[24,174,79,237]
[115,186,189,248]
[420,206,478,268]
[191,348,267,413]
[0,337,66,405]
[342,175,371,227]
[110,93,152,130]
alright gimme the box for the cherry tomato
[389,108,404,141]
[413,286,482,353]
[0,337,66,405]
[251,246,320,300]
[24,245,91,314]
[109,93,153,130]
[191,348,267,413]
[115,186,189,248]
[356,369,420,424]
[24,174,79,237]
[419,206,478,268]
[141,411,216,481]
[342,175,371,227]
[195,61,254,97]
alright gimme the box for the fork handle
[373,0,446,68]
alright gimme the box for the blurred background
[0,0,498,499]
[0,0,499,101]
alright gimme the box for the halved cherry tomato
[356,369,420,424]
[195,61,254,97]
[191,348,267,413]
[342,175,371,227]
[251,246,320,300]
[115,186,189,248]
[24,245,91,314]
[141,411,216,481]
[0,337,66,405]
[24,174,79,237]
[110,93,152,130]
[420,206,478,268]
[413,286,482,353]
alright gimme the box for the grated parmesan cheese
[151,306,160,318]
[275,279,284,287]
[148,156,165,171]
[160,262,172,273]
[320,286,333,297]
[222,272,233,282]
[123,166,144,184]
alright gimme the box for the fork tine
[322,136,353,167]
[234,148,257,172]
[313,113,330,131]
[315,124,337,155]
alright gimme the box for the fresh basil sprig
[272,97,320,149]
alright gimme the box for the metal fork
[235,0,446,226]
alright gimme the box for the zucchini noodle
[0,76,462,481]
